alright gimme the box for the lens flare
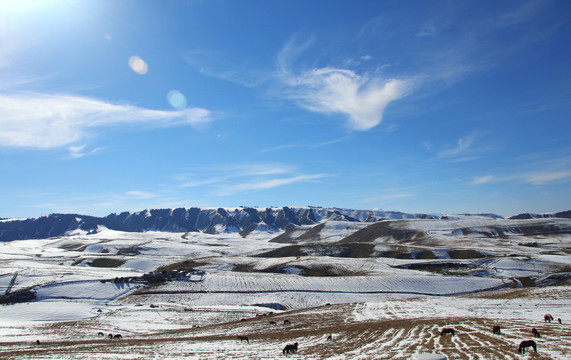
[128,56,148,75]
[167,90,187,109]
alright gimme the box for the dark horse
[238,336,249,344]
[283,342,298,355]
[440,328,455,336]
[113,334,122,339]
[532,328,540,338]
[518,340,537,354]
[492,325,501,335]
[544,314,554,322]
[283,319,291,326]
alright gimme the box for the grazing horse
[238,336,249,344]
[532,328,540,338]
[327,334,333,341]
[558,318,562,324]
[36,340,41,345]
[108,333,113,339]
[492,325,501,335]
[98,332,105,337]
[440,328,455,336]
[544,314,554,322]
[283,342,298,355]
[113,334,122,339]
[269,321,277,326]
[518,340,537,354]
[283,319,291,326]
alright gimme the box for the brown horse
[283,342,298,355]
[532,328,540,338]
[518,340,537,354]
[238,336,249,344]
[544,314,554,322]
[492,325,501,335]
[440,328,455,336]
[283,319,291,326]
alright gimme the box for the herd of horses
[97,332,122,339]
[232,312,563,356]
[439,313,562,355]
[53,312,556,356]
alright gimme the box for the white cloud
[125,191,158,199]
[438,133,478,158]
[0,93,212,148]
[216,174,329,196]
[377,192,414,200]
[471,175,495,185]
[523,171,571,185]
[277,36,410,131]
[68,144,100,159]
[291,68,407,130]
[471,170,571,186]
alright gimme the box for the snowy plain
[0,215,569,359]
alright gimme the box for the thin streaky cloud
[259,136,350,154]
[0,93,212,148]
[125,191,158,199]
[68,144,101,159]
[524,171,571,185]
[471,171,571,186]
[183,49,270,88]
[471,175,495,185]
[437,131,493,161]
[215,173,330,196]
[496,0,546,27]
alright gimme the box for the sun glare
[0,0,45,13]
[128,56,148,75]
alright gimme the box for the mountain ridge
[1,206,569,242]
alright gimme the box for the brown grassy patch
[87,258,126,268]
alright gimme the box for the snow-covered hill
[0,207,570,359]
[0,206,484,241]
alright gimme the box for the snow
[0,301,99,324]
[0,214,569,359]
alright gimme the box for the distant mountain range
[0,206,569,242]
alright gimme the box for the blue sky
[1,0,570,218]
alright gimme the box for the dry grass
[2,299,568,359]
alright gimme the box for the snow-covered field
[0,216,569,359]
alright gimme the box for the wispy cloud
[125,191,158,199]
[495,0,546,27]
[523,171,571,185]
[376,192,414,200]
[0,92,212,149]
[183,49,270,88]
[215,174,329,196]
[471,175,495,185]
[277,36,411,131]
[472,171,571,186]
[259,136,350,154]
[471,153,571,186]
[174,163,332,197]
[437,131,493,162]
[68,144,101,159]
